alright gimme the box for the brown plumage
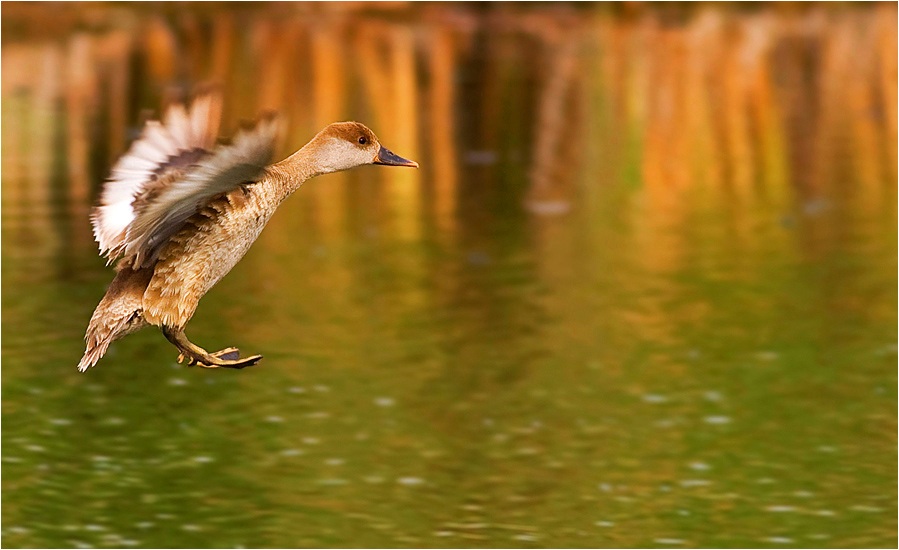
[78,91,418,372]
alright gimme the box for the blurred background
[2,2,896,548]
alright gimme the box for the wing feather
[92,91,224,257]
[119,113,282,267]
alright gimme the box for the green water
[2,4,897,548]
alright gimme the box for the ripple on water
[765,505,797,513]
[642,393,668,404]
[849,504,884,513]
[317,478,348,486]
[397,477,424,486]
[703,391,724,402]
[703,415,731,425]
[679,479,711,488]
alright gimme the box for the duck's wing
[119,114,281,268]
[92,92,282,268]
[92,91,224,261]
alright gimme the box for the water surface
[2,3,897,548]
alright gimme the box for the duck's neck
[265,143,325,201]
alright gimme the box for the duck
[77,90,418,372]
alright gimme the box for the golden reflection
[1,3,896,281]
[424,23,459,234]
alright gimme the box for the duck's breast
[141,185,278,328]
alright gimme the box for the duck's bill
[374,146,419,168]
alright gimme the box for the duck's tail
[78,266,154,372]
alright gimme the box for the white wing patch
[91,92,282,267]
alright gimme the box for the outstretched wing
[91,92,282,268]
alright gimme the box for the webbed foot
[164,327,263,370]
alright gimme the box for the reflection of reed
[527,20,583,215]
[424,24,459,233]
[353,19,422,241]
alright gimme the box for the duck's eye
[358,136,368,145]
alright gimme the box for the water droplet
[374,397,395,407]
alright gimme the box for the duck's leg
[162,327,262,369]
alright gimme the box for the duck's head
[308,121,418,174]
